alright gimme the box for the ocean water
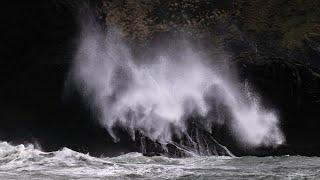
[0,142,319,180]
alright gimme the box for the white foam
[0,142,319,179]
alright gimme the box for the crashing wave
[65,14,284,157]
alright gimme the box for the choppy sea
[0,142,319,179]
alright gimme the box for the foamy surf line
[0,141,233,179]
[0,142,319,179]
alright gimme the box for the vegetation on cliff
[100,0,319,63]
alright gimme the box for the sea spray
[68,22,284,151]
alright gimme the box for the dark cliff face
[1,0,320,156]
[1,1,112,155]
[234,55,320,156]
